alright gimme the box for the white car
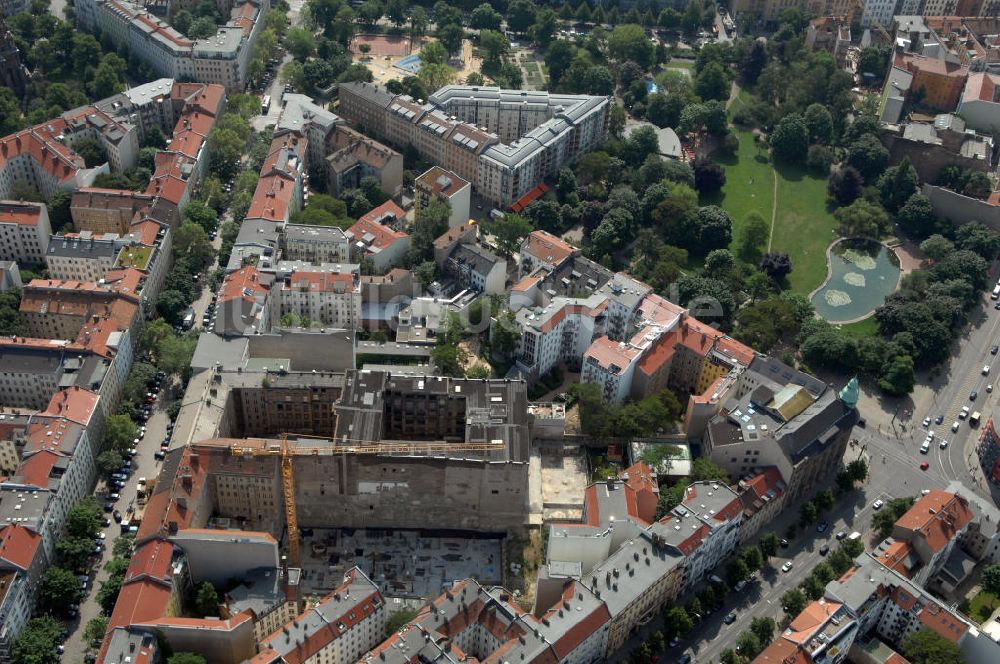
[960,406,970,420]
[922,417,931,428]
[873,499,885,510]
[939,439,949,449]
[926,430,935,440]
[921,489,931,495]
[952,421,960,432]
[984,365,991,375]
[781,561,793,573]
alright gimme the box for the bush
[806,144,834,175]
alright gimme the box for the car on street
[984,365,991,375]
[113,510,123,523]
[991,345,998,355]
[922,417,931,428]
[103,502,114,512]
[108,493,119,501]
[952,421,961,432]
[723,612,737,624]
[102,517,111,527]
[780,538,789,548]
[935,415,943,424]
[781,561,793,572]
[669,637,680,648]
[154,450,166,460]
[873,499,885,510]
[819,544,830,556]
[920,461,930,470]
[836,530,847,540]
[971,391,978,401]
[816,521,828,533]
[939,439,949,449]
[961,406,971,419]
[922,489,931,495]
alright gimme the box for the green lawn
[667,58,694,69]
[700,129,774,256]
[770,162,840,294]
[838,316,879,338]
[970,590,1000,623]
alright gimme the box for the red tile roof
[357,199,406,226]
[286,271,356,293]
[895,490,974,553]
[0,201,44,226]
[522,230,574,266]
[220,266,268,304]
[0,524,42,571]
[347,217,409,252]
[511,183,550,213]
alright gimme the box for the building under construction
[157,370,535,543]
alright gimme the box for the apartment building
[727,0,854,22]
[702,359,857,503]
[805,16,853,66]
[414,166,471,228]
[245,134,308,225]
[0,201,51,266]
[519,230,576,279]
[440,242,506,295]
[0,260,20,292]
[338,83,611,208]
[75,0,267,91]
[276,270,361,330]
[19,278,140,340]
[958,71,1000,133]
[276,93,341,170]
[44,232,122,282]
[252,568,386,664]
[70,188,156,235]
[324,125,403,198]
[215,265,272,336]
[281,223,349,264]
[887,51,969,112]
[0,525,45,656]
[346,206,410,273]
[751,598,858,664]
[0,339,78,409]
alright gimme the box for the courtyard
[298,528,503,600]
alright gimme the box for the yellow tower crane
[229,434,505,567]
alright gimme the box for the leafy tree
[195,581,219,617]
[736,631,763,659]
[878,158,919,214]
[760,252,793,280]
[803,103,834,144]
[782,588,808,617]
[488,214,534,258]
[981,564,1000,595]
[98,449,124,476]
[742,39,768,84]
[835,199,889,238]
[858,45,891,77]
[84,616,109,647]
[167,655,207,664]
[740,545,764,572]
[437,23,464,59]
[676,274,736,326]
[663,605,694,638]
[799,500,818,526]
[66,498,103,538]
[691,205,733,254]
[182,200,218,233]
[770,113,809,163]
[737,211,770,262]
[806,144,835,174]
[695,61,730,102]
[431,343,467,377]
[705,248,736,279]
[470,3,502,30]
[507,0,537,33]
[829,548,853,575]
[828,166,865,205]
[879,354,916,395]
[158,333,197,377]
[873,496,916,537]
[954,221,1000,261]
[285,26,316,61]
[693,158,726,193]
[11,616,62,664]
[57,535,97,569]
[0,87,23,136]
[74,137,106,168]
[847,134,889,182]
[760,532,780,560]
[47,189,72,233]
[727,558,750,586]
[104,414,138,453]
[919,234,955,262]
[900,628,965,664]
[802,574,825,599]
[39,566,81,609]
[608,24,654,69]
[896,193,940,239]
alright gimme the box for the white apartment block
[277,271,361,330]
[45,233,123,282]
[282,224,350,264]
[338,83,611,208]
[75,0,267,91]
[0,201,51,266]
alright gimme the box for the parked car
[723,612,737,624]
[816,521,828,533]
[836,530,847,540]
[154,450,166,460]
[113,510,123,523]
[781,561,793,572]
[971,390,978,401]
[922,417,931,428]
[819,544,830,556]
[873,499,885,510]
[934,415,943,424]
[920,461,930,470]
[103,502,114,513]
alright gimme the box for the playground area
[348,34,413,57]
[351,37,486,86]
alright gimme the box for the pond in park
[810,239,901,324]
